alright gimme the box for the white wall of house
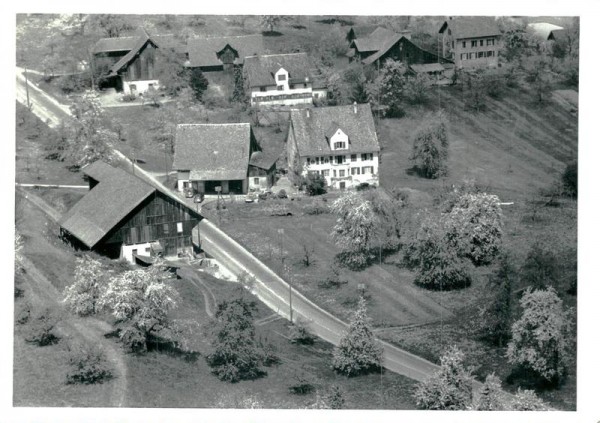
[250,67,316,107]
[123,79,160,95]
[301,151,379,188]
[452,37,501,68]
[121,242,153,264]
[249,175,271,191]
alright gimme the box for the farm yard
[14,12,580,413]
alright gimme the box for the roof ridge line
[177,123,250,127]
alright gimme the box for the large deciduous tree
[410,111,449,179]
[475,373,505,410]
[444,192,503,265]
[206,298,266,382]
[98,261,179,352]
[154,47,190,97]
[414,345,474,410]
[260,15,282,34]
[371,59,408,117]
[506,287,574,384]
[189,68,209,102]
[330,191,379,269]
[510,388,549,411]
[63,255,109,316]
[62,90,118,167]
[332,296,383,376]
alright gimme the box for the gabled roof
[244,53,312,87]
[109,32,157,75]
[249,151,278,170]
[527,22,564,40]
[60,162,156,248]
[326,122,343,139]
[173,124,253,181]
[548,28,568,41]
[93,36,139,54]
[186,34,264,68]
[439,17,501,39]
[351,27,399,53]
[289,104,380,157]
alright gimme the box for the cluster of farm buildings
[58,16,560,264]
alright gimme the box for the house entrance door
[339,182,346,190]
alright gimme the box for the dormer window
[334,142,346,150]
[278,74,286,81]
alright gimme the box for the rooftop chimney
[306,108,310,118]
[353,101,358,114]
[400,30,412,40]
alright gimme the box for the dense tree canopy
[506,287,574,383]
[410,112,449,179]
[332,297,383,376]
[414,346,474,410]
[475,373,504,411]
[206,298,266,382]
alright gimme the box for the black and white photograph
[7,2,598,421]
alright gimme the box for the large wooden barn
[59,161,202,263]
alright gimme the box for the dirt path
[177,266,217,318]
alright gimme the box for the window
[480,39,484,46]
[334,142,346,149]
[254,177,259,184]
[306,158,310,164]
[339,170,345,177]
[478,51,485,58]
[471,40,477,48]
[452,41,454,49]
[303,83,307,88]
[333,170,337,177]
[351,154,357,162]
[460,53,466,60]
[351,167,360,175]
[361,153,373,161]
[177,222,183,233]
[163,223,169,235]
[469,52,474,60]
[277,85,284,91]
[335,155,344,164]
[260,86,266,92]
[462,41,466,48]
[322,169,330,177]
[361,166,373,174]
[487,38,495,46]
[324,158,329,164]
[278,74,286,81]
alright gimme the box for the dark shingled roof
[548,28,568,41]
[439,17,501,39]
[249,151,278,170]
[109,32,157,75]
[289,104,380,157]
[82,160,120,182]
[93,36,139,54]
[186,34,264,68]
[173,124,252,181]
[351,27,399,53]
[243,53,312,88]
[60,162,155,248]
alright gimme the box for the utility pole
[196,202,201,254]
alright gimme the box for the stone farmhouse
[59,161,202,264]
[439,16,502,68]
[287,103,380,190]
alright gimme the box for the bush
[303,201,329,215]
[277,189,287,199]
[304,173,327,196]
[288,320,316,345]
[24,311,59,346]
[562,161,577,197]
[203,90,229,109]
[66,344,113,385]
[122,93,137,102]
[318,265,347,288]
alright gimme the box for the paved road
[199,218,441,382]
[16,182,88,189]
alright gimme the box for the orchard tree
[477,253,516,346]
[475,373,504,411]
[510,388,549,411]
[372,59,407,117]
[445,192,503,265]
[154,47,190,96]
[410,112,449,179]
[404,73,430,105]
[63,255,109,316]
[410,217,474,290]
[414,345,474,410]
[332,296,383,376]
[304,173,327,196]
[506,287,574,384]
[98,261,179,352]
[261,15,283,34]
[330,191,379,269]
[520,243,560,290]
[62,90,118,167]
[523,56,555,103]
[206,298,266,382]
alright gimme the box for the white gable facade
[249,66,325,107]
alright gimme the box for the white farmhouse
[243,53,327,107]
[287,103,380,190]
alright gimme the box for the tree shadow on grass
[506,366,564,392]
[405,165,436,179]
[262,31,283,37]
[146,335,201,363]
